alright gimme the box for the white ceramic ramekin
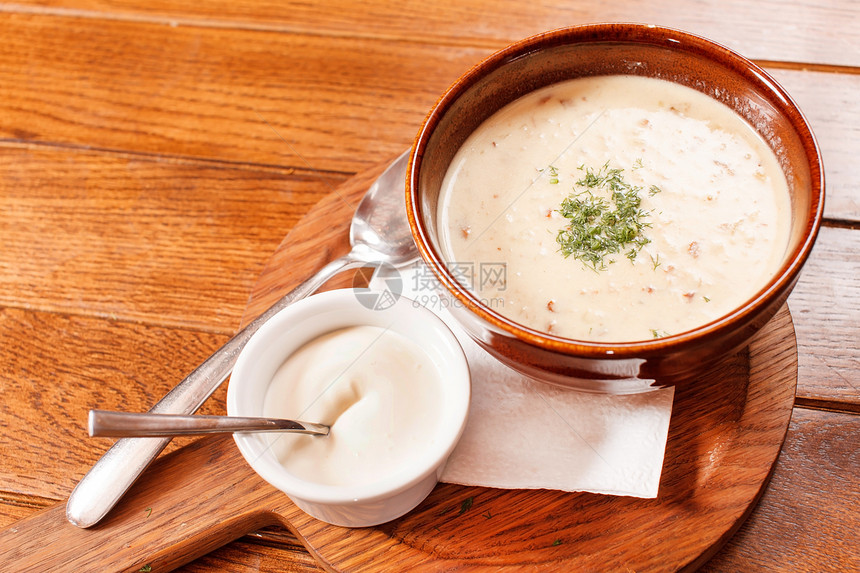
[227,289,470,527]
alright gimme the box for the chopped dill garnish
[546,165,559,184]
[703,296,711,302]
[555,162,654,270]
[651,329,670,339]
[650,253,661,270]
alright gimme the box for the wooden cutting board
[0,159,798,572]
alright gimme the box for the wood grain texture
[0,0,856,570]
[0,304,800,573]
[2,405,852,573]
[789,226,860,410]
[0,307,231,500]
[179,538,322,573]
[0,160,853,571]
[700,408,860,572]
[9,0,860,67]
[0,487,324,572]
[0,11,857,221]
[0,167,800,572]
[0,144,331,331]
[0,12,479,173]
[0,434,295,572]
[767,69,860,222]
[179,407,860,572]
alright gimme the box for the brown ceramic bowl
[407,23,824,393]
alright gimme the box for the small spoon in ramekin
[88,409,329,438]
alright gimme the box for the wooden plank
[789,225,860,410]
[7,0,860,67]
[0,13,479,173]
[701,407,860,572]
[0,14,857,221]
[0,307,231,500]
[0,494,52,526]
[768,69,860,222]
[179,539,321,573]
[0,144,332,332]
[0,496,322,572]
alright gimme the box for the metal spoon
[66,151,416,528]
[88,410,330,438]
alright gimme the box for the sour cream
[263,325,444,487]
[438,75,791,342]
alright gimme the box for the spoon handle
[65,253,366,528]
[88,410,330,437]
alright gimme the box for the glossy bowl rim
[407,22,825,359]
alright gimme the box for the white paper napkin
[372,264,674,498]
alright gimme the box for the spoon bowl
[348,151,419,266]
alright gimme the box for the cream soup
[438,75,791,342]
[263,325,445,487]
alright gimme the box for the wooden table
[0,1,857,571]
